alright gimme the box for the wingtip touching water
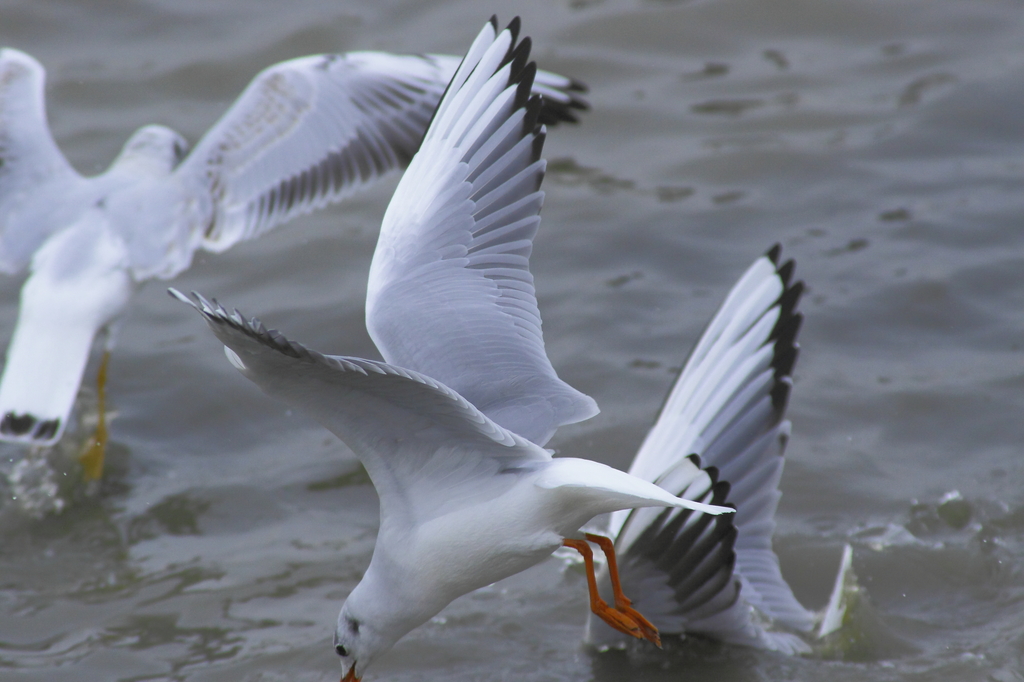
[586,245,851,654]
[170,18,734,679]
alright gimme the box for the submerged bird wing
[173,289,550,527]
[365,17,598,446]
[0,48,81,273]
[591,246,813,651]
[175,47,586,255]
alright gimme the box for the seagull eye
[335,644,348,657]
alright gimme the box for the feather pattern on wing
[171,288,550,527]
[178,48,588,254]
[590,246,813,651]
[365,18,597,446]
[0,35,588,449]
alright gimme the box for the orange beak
[341,666,360,682]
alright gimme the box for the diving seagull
[587,247,853,654]
[174,17,733,682]
[0,39,587,456]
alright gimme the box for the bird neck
[345,553,450,651]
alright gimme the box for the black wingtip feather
[777,312,803,352]
[522,89,542,129]
[766,243,782,264]
[773,336,800,375]
[567,77,589,94]
[772,282,803,337]
[770,376,792,412]
[506,16,521,43]
[665,499,735,586]
[536,105,578,126]
[672,522,737,612]
[531,123,546,163]
[714,479,732,504]
[535,87,589,125]
[175,288,308,360]
[657,510,717,572]
[514,63,538,113]
[777,259,795,287]
[507,37,532,83]
[532,126,547,192]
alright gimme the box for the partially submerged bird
[175,17,734,682]
[0,38,586,472]
[586,247,853,654]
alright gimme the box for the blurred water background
[1,0,1024,680]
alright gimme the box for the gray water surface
[2,0,1024,680]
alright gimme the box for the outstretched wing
[591,246,812,651]
[365,17,598,446]
[172,289,550,528]
[176,47,586,253]
[0,48,81,273]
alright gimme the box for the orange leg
[564,538,655,644]
[78,351,109,482]
[585,533,661,647]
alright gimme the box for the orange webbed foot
[564,535,662,648]
[584,532,661,647]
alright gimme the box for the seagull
[586,247,853,654]
[174,17,734,682]
[0,37,587,475]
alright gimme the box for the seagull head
[114,124,189,172]
[333,607,370,682]
[333,599,401,682]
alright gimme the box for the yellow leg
[78,351,109,481]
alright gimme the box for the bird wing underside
[173,289,550,527]
[601,247,814,645]
[366,17,597,446]
[0,48,80,273]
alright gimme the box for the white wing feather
[172,289,550,528]
[0,35,588,448]
[176,48,588,254]
[365,19,597,446]
[178,52,452,251]
[590,247,813,650]
[0,48,82,273]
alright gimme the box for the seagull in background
[587,247,854,654]
[174,17,734,682]
[0,38,586,478]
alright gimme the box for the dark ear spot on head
[348,617,360,634]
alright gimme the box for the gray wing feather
[0,48,81,273]
[366,20,597,446]
[178,52,450,251]
[177,47,588,254]
[592,246,812,648]
[170,288,549,527]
